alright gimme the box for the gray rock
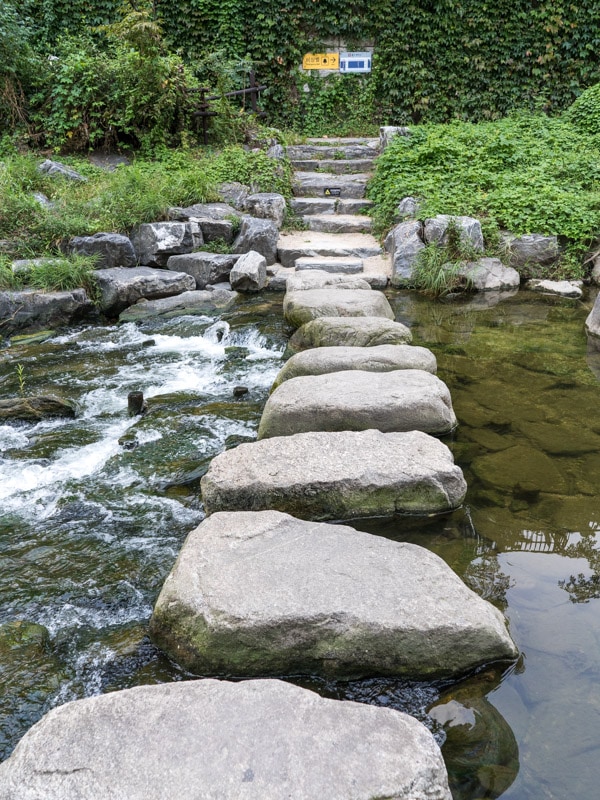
[260,369,456,438]
[277,231,382,268]
[0,679,452,800]
[94,267,195,315]
[287,144,377,161]
[591,252,600,285]
[218,181,250,209]
[458,257,520,291]
[198,218,235,244]
[502,233,560,267]
[293,172,369,199]
[10,258,63,275]
[380,126,410,149]
[295,256,363,273]
[288,316,413,352]
[266,266,294,291]
[165,252,239,289]
[244,193,287,228]
[424,215,484,252]
[37,159,86,182]
[168,202,239,221]
[0,395,76,422]
[290,197,337,215]
[283,288,394,328]
[201,429,467,520]
[586,294,600,344]
[527,279,583,298]
[230,250,267,292]
[233,217,279,265]
[286,271,372,292]
[131,222,202,267]
[69,232,136,269]
[272,344,437,389]
[32,192,54,208]
[395,196,420,220]
[0,289,92,335]
[151,511,517,680]
[267,143,285,159]
[118,288,237,322]
[385,220,426,287]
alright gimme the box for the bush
[565,84,600,137]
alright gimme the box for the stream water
[1,290,599,799]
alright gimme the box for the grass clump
[410,220,476,297]
[0,254,100,301]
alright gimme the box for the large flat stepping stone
[292,172,369,199]
[0,679,452,800]
[259,370,456,438]
[271,344,437,389]
[295,255,363,273]
[278,231,382,269]
[284,288,394,328]
[288,316,413,351]
[151,511,517,679]
[94,267,195,315]
[304,214,373,234]
[287,272,371,291]
[201,429,467,520]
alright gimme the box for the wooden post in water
[128,391,145,416]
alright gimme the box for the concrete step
[295,256,364,274]
[290,158,375,174]
[292,172,369,199]
[277,231,382,269]
[290,197,374,216]
[288,144,378,160]
[304,214,373,234]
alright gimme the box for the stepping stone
[287,271,371,292]
[295,256,363,273]
[283,288,394,328]
[94,267,195,315]
[271,344,437,390]
[277,231,382,269]
[292,172,369,199]
[304,214,373,234]
[201,429,467,520]
[291,159,375,174]
[0,679,452,800]
[258,369,457,439]
[290,197,337,216]
[288,316,413,352]
[151,511,517,679]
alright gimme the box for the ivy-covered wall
[23,0,600,125]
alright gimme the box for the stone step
[290,197,374,216]
[295,256,363,274]
[291,158,375,174]
[283,288,394,328]
[287,144,378,160]
[292,171,369,199]
[277,231,382,268]
[304,214,373,234]
[307,136,379,146]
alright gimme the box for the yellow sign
[302,53,340,71]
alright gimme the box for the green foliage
[0,1,43,131]
[203,146,292,195]
[0,253,100,300]
[565,83,600,136]
[15,363,25,396]
[369,115,600,272]
[410,220,476,297]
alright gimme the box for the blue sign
[339,52,372,73]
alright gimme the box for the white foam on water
[0,425,30,452]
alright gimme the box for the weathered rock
[0,395,77,421]
[218,181,250,209]
[380,126,410,149]
[168,202,239,221]
[591,252,600,285]
[230,250,267,292]
[502,233,560,268]
[10,258,64,275]
[243,192,287,228]
[69,232,136,269]
[585,292,600,344]
[283,288,394,328]
[266,265,294,291]
[286,271,372,292]
[458,258,520,291]
[0,678,452,800]
[233,217,279,265]
[385,220,426,287]
[290,197,337,215]
[271,345,437,389]
[395,196,420,220]
[37,159,86,182]
[527,279,583,298]
[131,222,202,267]
[201,429,467,520]
[267,143,285,159]
[0,289,92,335]
[471,444,568,495]
[118,288,237,322]
[32,192,54,209]
[424,215,484,252]
[304,214,373,234]
[94,267,195,315]
[165,252,239,289]
[288,316,413,352]
[259,370,456,438]
[151,510,517,680]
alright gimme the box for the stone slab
[118,289,237,322]
[295,256,363,273]
[304,214,373,234]
[277,231,382,269]
[287,316,413,352]
[283,288,394,328]
[0,289,92,335]
[286,272,372,292]
[166,252,239,289]
[292,172,369,199]
[94,267,195,315]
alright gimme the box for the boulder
[131,222,202,267]
[502,233,559,268]
[458,258,520,291]
[151,510,517,679]
[230,250,267,292]
[288,316,413,352]
[69,232,136,269]
[266,265,294,291]
[0,679,452,800]
[424,215,484,252]
[527,279,583,299]
[286,271,371,292]
[233,217,279,265]
[243,192,287,228]
[168,202,239,221]
[271,345,437,389]
[385,220,425,287]
[0,395,76,422]
[165,252,239,289]
[283,288,394,328]
[201,429,467,520]
[395,196,420,220]
[380,125,410,149]
[118,288,237,322]
[218,181,250,209]
[259,370,456,438]
[37,159,86,182]
[586,292,600,344]
[0,289,92,335]
[94,267,195,315]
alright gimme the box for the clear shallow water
[1,290,600,799]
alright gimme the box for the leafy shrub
[565,84,600,137]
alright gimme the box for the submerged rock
[118,288,237,322]
[287,316,413,352]
[0,679,452,800]
[527,279,583,299]
[0,396,76,422]
[151,511,517,679]
[283,288,394,328]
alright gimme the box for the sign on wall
[339,52,372,73]
[302,53,340,70]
